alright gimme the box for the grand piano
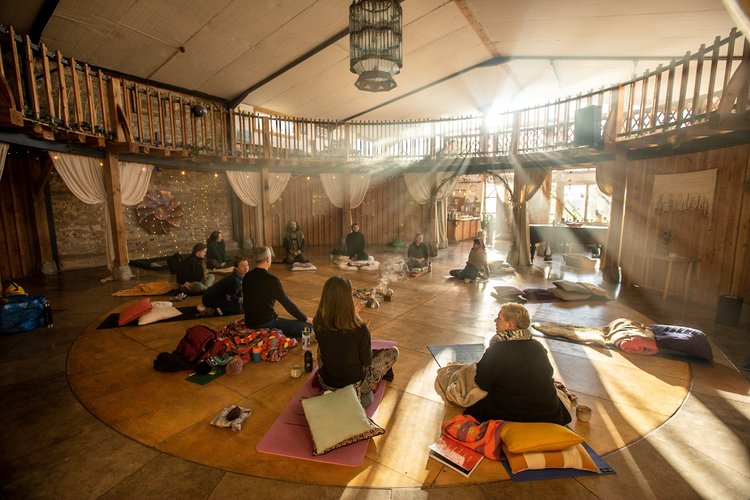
[529,224,608,255]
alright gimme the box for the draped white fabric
[226,171,290,207]
[51,153,153,269]
[319,173,370,208]
[403,173,432,204]
[119,162,153,206]
[0,142,9,181]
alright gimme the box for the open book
[428,435,484,477]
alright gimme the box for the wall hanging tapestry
[650,169,717,217]
[136,189,184,234]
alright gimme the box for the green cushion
[301,384,385,455]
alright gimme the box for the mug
[290,364,302,378]
[576,404,592,422]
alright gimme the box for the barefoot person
[314,275,399,407]
[242,246,312,338]
[449,238,490,282]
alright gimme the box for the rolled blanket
[616,336,658,355]
[434,363,488,407]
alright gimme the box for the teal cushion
[301,384,385,455]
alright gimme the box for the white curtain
[51,153,152,269]
[0,142,9,181]
[404,172,459,247]
[319,172,370,208]
[226,171,290,206]
[404,172,432,204]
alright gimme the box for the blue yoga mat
[501,441,615,482]
[428,344,486,367]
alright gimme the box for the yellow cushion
[503,442,600,474]
[500,422,584,453]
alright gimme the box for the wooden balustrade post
[259,116,273,246]
[106,77,126,142]
[102,150,133,280]
[603,152,627,283]
[604,86,623,152]
[342,123,352,241]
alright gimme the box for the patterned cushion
[118,298,152,326]
[502,442,600,474]
[500,422,584,453]
[650,324,713,361]
[301,384,385,455]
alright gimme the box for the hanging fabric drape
[511,166,550,267]
[226,171,290,206]
[51,153,153,269]
[319,172,370,208]
[595,163,615,197]
[404,172,459,248]
[0,142,9,181]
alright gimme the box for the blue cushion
[650,324,713,361]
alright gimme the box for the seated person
[406,232,429,270]
[346,222,369,261]
[198,255,249,317]
[177,243,215,294]
[464,303,572,425]
[206,231,227,270]
[449,238,490,281]
[283,220,308,264]
[314,275,399,407]
[242,246,312,338]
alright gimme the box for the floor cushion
[650,324,713,361]
[301,384,385,455]
[499,422,585,453]
[138,301,182,325]
[502,442,600,474]
[118,298,152,326]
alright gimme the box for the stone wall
[49,167,235,270]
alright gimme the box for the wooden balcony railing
[0,24,747,165]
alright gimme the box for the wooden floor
[67,243,691,488]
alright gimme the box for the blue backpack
[1,295,48,333]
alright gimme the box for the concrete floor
[0,242,748,499]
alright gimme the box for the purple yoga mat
[256,339,396,467]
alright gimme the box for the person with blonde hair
[314,275,398,407]
[464,303,572,424]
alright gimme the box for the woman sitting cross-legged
[198,255,249,317]
[313,275,399,408]
[176,243,215,294]
[464,303,572,425]
[449,238,490,282]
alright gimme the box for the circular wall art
[136,189,184,234]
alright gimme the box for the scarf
[493,328,532,342]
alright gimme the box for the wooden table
[629,253,701,301]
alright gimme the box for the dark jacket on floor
[242,267,306,327]
[464,338,571,425]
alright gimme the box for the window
[551,169,610,224]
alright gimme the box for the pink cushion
[118,298,152,326]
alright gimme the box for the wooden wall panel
[0,155,42,280]
[244,173,430,253]
[621,144,750,306]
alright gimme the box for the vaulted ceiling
[2,0,741,121]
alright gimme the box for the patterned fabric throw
[218,319,298,363]
[441,414,507,460]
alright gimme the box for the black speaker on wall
[574,105,602,147]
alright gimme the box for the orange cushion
[502,442,600,474]
[118,298,152,326]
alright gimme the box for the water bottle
[304,350,313,373]
[301,327,311,351]
[44,301,53,328]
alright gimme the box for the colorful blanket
[217,319,298,363]
[442,414,506,460]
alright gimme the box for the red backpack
[175,325,224,365]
